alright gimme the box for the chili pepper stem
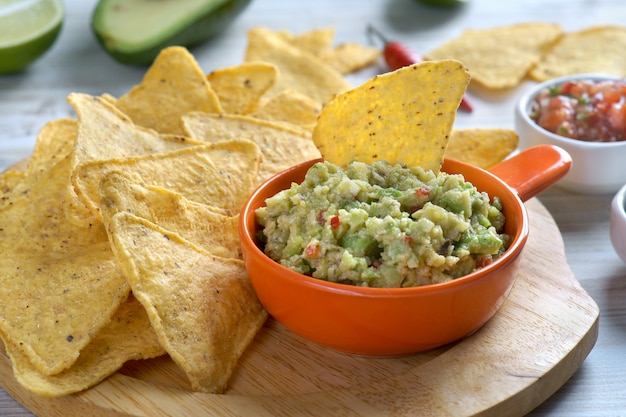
[367,24,391,47]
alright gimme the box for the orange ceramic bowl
[239,145,572,356]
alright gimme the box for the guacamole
[256,160,508,288]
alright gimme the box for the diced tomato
[568,82,586,97]
[602,87,622,105]
[537,97,573,133]
[330,215,340,229]
[559,81,575,95]
[305,244,320,258]
[595,100,610,113]
[531,78,626,142]
[415,187,430,197]
[475,256,493,268]
[608,102,626,131]
[316,210,325,226]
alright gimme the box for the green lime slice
[0,0,64,74]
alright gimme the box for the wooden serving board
[0,198,599,417]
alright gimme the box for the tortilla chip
[1,119,77,211]
[66,93,200,226]
[312,59,470,172]
[3,295,164,397]
[181,112,321,181]
[0,169,25,213]
[207,61,278,115]
[27,118,78,178]
[68,93,199,166]
[116,46,223,135]
[320,42,382,74]
[244,27,352,104]
[108,212,267,393]
[252,89,322,130]
[73,141,261,222]
[446,128,519,169]
[275,27,379,74]
[100,92,117,105]
[277,27,336,57]
[425,23,563,89]
[0,154,129,376]
[99,172,242,259]
[530,25,626,81]
[0,169,24,196]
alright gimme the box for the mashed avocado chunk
[256,160,508,288]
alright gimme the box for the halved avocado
[417,0,468,7]
[92,0,252,66]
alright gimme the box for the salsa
[256,160,508,288]
[529,78,626,142]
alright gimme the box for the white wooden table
[2,0,626,415]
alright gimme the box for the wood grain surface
[0,198,599,417]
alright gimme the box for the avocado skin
[416,0,467,7]
[92,0,252,66]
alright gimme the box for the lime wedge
[0,0,64,74]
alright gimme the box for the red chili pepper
[367,25,473,113]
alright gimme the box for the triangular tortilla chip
[276,27,336,57]
[27,118,78,179]
[116,46,223,135]
[244,27,352,104]
[1,118,77,211]
[73,140,261,222]
[207,61,278,115]
[446,128,519,169]
[312,60,470,172]
[0,169,25,198]
[108,212,267,393]
[182,112,321,181]
[320,42,382,74]
[99,172,242,259]
[2,295,164,397]
[66,93,200,226]
[0,155,129,375]
[530,25,626,81]
[425,23,563,89]
[252,89,322,131]
[68,93,199,163]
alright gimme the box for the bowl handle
[488,145,572,202]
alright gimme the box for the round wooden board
[0,198,599,417]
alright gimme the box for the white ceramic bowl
[610,184,626,263]
[515,73,626,195]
